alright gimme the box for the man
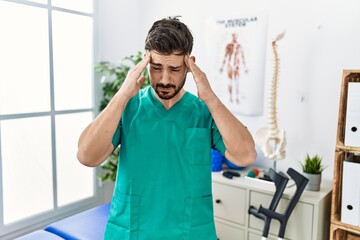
[77,17,256,239]
[220,33,248,103]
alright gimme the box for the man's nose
[160,70,171,84]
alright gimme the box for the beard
[152,76,186,100]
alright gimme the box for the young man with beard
[77,17,256,239]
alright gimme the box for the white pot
[303,172,322,191]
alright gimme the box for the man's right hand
[118,52,151,99]
[77,52,150,167]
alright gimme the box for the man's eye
[152,67,161,71]
[171,69,180,72]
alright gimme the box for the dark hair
[145,17,193,55]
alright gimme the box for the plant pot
[303,172,322,191]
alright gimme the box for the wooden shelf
[331,222,360,240]
[330,70,360,240]
[332,220,360,233]
[336,145,360,153]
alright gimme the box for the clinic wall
[97,0,360,181]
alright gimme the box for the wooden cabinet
[330,70,360,239]
[212,171,332,240]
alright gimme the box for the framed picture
[205,15,268,116]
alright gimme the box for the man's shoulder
[121,87,150,116]
[184,92,210,113]
[138,86,151,98]
[128,86,151,104]
[184,91,201,103]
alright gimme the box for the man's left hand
[185,56,216,103]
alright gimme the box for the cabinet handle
[215,199,221,204]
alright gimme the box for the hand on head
[119,51,151,99]
[184,55,216,102]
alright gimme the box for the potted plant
[300,153,326,191]
[95,51,149,182]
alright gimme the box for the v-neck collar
[148,87,190,115]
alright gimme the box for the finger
[136,76,146,85]
[139,53,151,69]
[186,56,203,76]
[133,52,151,74]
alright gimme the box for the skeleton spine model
[255,32,286,161]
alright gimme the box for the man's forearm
[77,53,150,167]
[184,55,256,165]
[205,95,256,166]
[77,91,130,167]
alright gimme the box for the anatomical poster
[205,15,268,116]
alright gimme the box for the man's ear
[186,56,196,72]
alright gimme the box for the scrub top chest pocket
[184,128,212,165]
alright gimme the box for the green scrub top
[104,86,226,240]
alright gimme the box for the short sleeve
[111,120,122,148]
[211,119,226,155]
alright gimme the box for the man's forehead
[150,52,185,67]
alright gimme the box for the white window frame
[0,0,101,239]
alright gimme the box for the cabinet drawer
[215,220,245,240]
[212,182,246,225]
[249,191,313,240]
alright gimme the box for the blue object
[211,149,223,172]
[223,157,246,170]
[45,203,110,240]
[17,230,65,240]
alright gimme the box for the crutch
[248,168,289,240]
[249,168,309,240]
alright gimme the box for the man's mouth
[157,85,175,93]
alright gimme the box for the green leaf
[300,153,326,174]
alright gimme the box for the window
[0,0,98,238]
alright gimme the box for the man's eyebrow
[150,62,182,69]
[149,62,162,67]
[169,65,182,69]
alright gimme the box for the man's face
[148,51,188,100]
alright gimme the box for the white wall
[97,0,360,180]
[97,0,143,62]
